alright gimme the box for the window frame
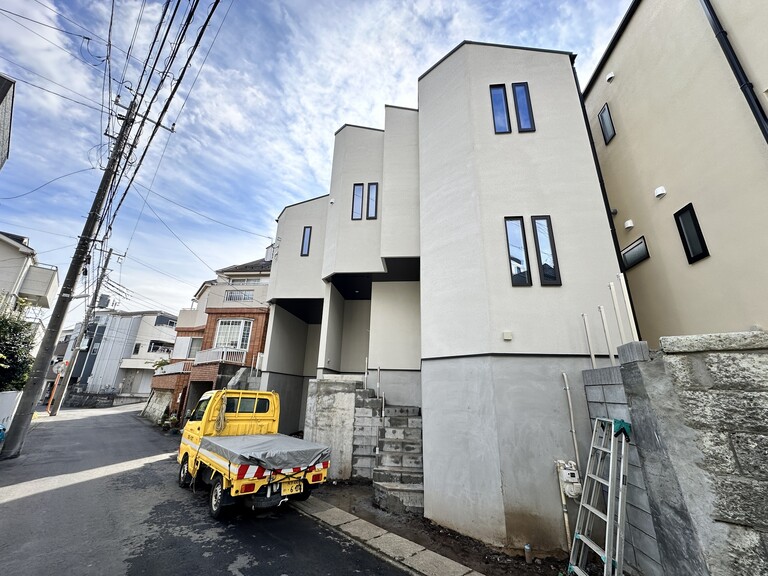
[598,103,616,144]
[300,226,312,256]
[366,182,378,220]
[621,236,651,270]
[674,203,710,264]
[214,318,253,349]
[504,217,532,287]
[530,215,561,286]
[224,289,254,302]
[351,183,364,220]
[489,84,512,134]
[511,82,536,133]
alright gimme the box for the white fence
[194,348,247,365]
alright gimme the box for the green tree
[0,312,36,392]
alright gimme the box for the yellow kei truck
[177,389,331,518]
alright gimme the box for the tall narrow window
[512,82,535,132]
[490,85,511,134]
[598,103,616,144]
[504,217,531,286]
[300,226,312,256]
[352,183,364,220]
[531,215,561,285]
[366,183,378,219]
[674,203,709,264]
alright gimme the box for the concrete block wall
[304,379,357,480]
[583,362,663,576]
[352,396,382,479]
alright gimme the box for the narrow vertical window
[504,217,531,286]
[352,183,364,220]
[599,103,615,144]
[366,183,378,219]
[511,82,535,132]
[300,226,311,256]
[490,85,511,134]
[674,203,709,264]
[531,215,561,285]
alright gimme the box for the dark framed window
[366,183,378,219]
[598,103,615,144]
[674,203,709,264]
[351,183,364,220]
[300,226,312,256]
[512,82,535,132]
[531,215,561,285]
[504,217,531,286]
[490,85,511,134]
[621,236,650,270]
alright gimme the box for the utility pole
[49,248,115,416]
[0,101,136,460]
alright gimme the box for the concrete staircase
[372,405,424,515]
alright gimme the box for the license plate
[282,480,303,495]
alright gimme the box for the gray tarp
[200,434,331,470]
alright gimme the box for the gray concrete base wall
[421,354,595,553]
[304,379,357,480]
[260,372,308,435]
[624,331,768,575]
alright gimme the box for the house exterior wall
[584,0,768,347]
[322,126,385,278]
[0,240,31,308]
[369,282,420,370]
[262,304,311,376]
[381,106,420,258]
[200,307,268,369]
[268,197,328,300]
[87,315,139,393]
[340,300,370,373]
[419,44,624,359]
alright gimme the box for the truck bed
[199,433,330,471]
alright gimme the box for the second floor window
[504,217,531,286]
[511,82,535,132]
[214,319,253,349]
[352,183,364,220]
[599,103,616,144]
[490,84,511,134]
[301,226,312,256]
[367,183,378,219]
[224,290,254,302]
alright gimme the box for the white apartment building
[262,41,632,552]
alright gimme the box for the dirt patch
[312,480,568,576]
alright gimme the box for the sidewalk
[293,496,485,576]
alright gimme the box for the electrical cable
[4,76,104,113]
[0,167,96,200]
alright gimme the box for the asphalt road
[0,404,408,576]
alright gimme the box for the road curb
[291,498,486,576]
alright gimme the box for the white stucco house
[261,41,632,553]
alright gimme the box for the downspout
[699,0,768,146]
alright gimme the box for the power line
[0,219,80,239]
[122,254,200,288]
[0,167,97,200]
[0,8,89,38]
[4,75,104,113]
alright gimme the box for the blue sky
[0,0,631,329]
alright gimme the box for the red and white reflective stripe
[236,464,269,479]
[313,461,329,470]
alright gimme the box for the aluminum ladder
[568,417,631,576]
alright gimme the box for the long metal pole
[1,103,135,459]
[49,248,114,415]
[608,282,627,344]
[598,305,617,367]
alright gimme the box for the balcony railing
[154,360,194,376]
[194,348,247,366]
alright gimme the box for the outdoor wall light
[606,72,615,83]
[654,186,667,199]
[624,219,634,230]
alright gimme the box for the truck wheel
[209,476,227,519]
[178,456,192,488]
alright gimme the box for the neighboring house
[262,41,633,552]
[0,231,58,313]
[0,73,14,171]
[85,310,177,397]
[583,0,768,347]
[147,258,271,424]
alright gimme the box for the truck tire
[178,456,192,488]
[209,475,227,519]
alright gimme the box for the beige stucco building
[262,41,634,553]
[583,0,768,347]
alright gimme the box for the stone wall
[304,379,356,480]
[623,331,768,575]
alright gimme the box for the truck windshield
[189,398,210,421]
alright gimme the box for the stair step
[383,405,420,417]
[380,427,422,441]
[373,466,424,484]
[379,440,422,454]
[373,481,424,514]
[360,398,383,411]
[355,389,377,403]
[378,453,423,468]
